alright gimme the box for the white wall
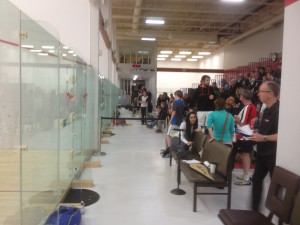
[277,1,300,175]
[224,22,283,69]
[157,72,203,95]
[199,48,224,69]
[10,0,91,63]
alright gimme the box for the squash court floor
[80,108,270,225]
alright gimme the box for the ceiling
[112,0,284,60]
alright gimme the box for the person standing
[249,81,280,211]
[139,90,148,125]
[190,75,216,129]
[161,90,184,158]
[207,98,235,146]
[233,88,256,185]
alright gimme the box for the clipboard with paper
[189,163,215,181]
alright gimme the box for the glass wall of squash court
[0,1,121,224]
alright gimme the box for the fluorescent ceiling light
[48,50,55,53]
[38,53,48,56]
[138,51,149,54]
[68,50,74,53]
[133,75,138,80]
[157,58,166,61]
[63,46,69,49]
[30,49,42,53]
[42,45,55,49]
[175,55,186,58]
[198,51,211,55]
[171,58,181,61]
[187,59,198,61]
[146,19,165,25]
[221,0,244,2]
[141,37,156,41]
[179,51,192,55]
[21,45,34,48]
[160,50,173,54]
[157,55,169,58]
[62,54,67,57]
[73,54,77,56]
[192,55,204,59]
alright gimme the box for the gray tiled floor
[80,109,270,225]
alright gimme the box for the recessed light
[146,19,165,25]
[192,56,204,59]
[21,45,34,48]
[160,50,173,54]
[30,49,42,53]
[141,37,156,41]
[198,52,211,55]
[171,58,181,61]
[42,45,55,49]
[179,51,192,55]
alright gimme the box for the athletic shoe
[162,148,170,157]
[162,153,170,158]
[237,174,245,180]
[235,177,251,186]
[156,129,163,133]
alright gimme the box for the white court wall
[277,1,300,175]
[9,0,91,63]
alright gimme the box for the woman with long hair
[168,112,201,155]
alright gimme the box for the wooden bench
[180,139,232,212]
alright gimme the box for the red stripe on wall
[285,0,299,7]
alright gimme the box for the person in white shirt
[139,90,148,125]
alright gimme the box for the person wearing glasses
[249,81,280,212]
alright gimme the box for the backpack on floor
[45,205,81,225]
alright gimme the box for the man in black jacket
[249,81,280,211]
[190,75,215,129]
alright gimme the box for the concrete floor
[80,108,270,225]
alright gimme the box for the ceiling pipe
[132,0,143,32]
[227,13,283,45]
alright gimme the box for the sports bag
[45,205,81,225]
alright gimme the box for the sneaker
[162,153,170,158]
[156,129,163,133]
[162,148,170,157]
[237,174,245,180]
[235,177,251,186]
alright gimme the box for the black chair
[218,166,300,225]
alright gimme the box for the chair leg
[169,153,172,166]
[227,184,232,209]
[193,184,197,212]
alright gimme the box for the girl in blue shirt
[207,98,234,146]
